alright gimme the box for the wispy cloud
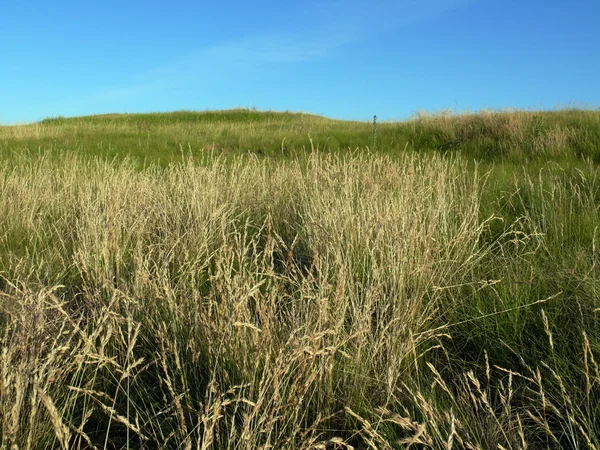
[309,0,472,36]
[59,0,473,115]
[59,32,352,112]
[148,0,473,70]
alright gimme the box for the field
[1,108,600,449]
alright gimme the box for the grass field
[1,108,600,449]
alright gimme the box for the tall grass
[1,110,600,448]
[0,151,486,448]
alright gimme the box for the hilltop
[1,108,599,164]
[37,108,340,126]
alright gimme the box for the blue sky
[1,0,599,123]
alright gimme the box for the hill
[1,108,599,164]
[1,107,600,448]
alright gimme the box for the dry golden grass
[0,151,486,448]
[1,144,599,448]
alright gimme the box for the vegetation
[2,108,599,165]
[0,108,599,449]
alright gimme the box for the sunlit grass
[2,107,599,164]
[1,109,599,448]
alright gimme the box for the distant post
[372,115,377,151]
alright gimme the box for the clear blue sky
[1,0,599,123]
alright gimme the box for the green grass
[0,108,599,449]
[3,107,600,165]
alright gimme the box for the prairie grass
[1,108,599,164]
[0,109,599,448]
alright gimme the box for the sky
[1,0,599,124]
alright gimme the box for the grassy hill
[2,108,600,164]
[1,108,600,449]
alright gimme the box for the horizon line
[2,104,599,127]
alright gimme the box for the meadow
[0,108,599,449]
